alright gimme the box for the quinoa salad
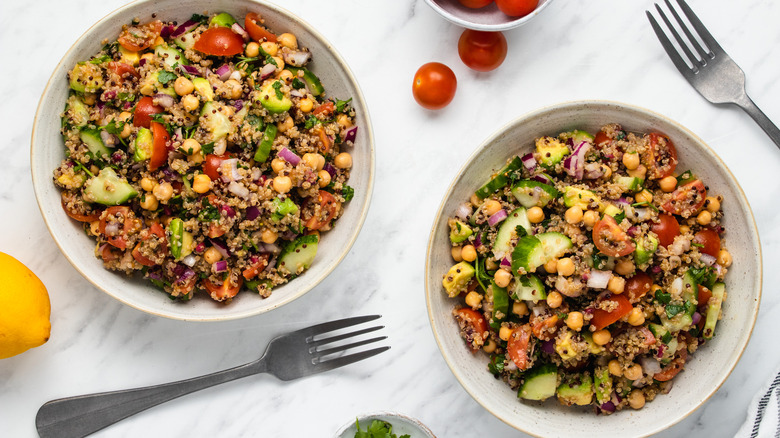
[442,124,731,413]
[54,11,358,302]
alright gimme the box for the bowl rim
[30,0,376,321]
[424,99,762,437]
[423,0,555,31]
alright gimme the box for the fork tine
[315,335,388,357]
[664,0,710,61]
[675,0,724,54]
[654,4,701,70]
[647,11,695,76]
[295,314,381,338]
[309,325,384,348]
[312,346,390,373]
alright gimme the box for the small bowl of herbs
[334,411,436,438]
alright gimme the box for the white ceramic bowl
[425,101,761,437]
[30,0,374,321]
[424,0,554,31]
[333,411,437,438]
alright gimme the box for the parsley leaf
[201,142,215,154]
[488,354,505,376]
[655,291,672,305]
[515,225,527,238]
[197,198,220,222]
[271,81,284,100]
[335,97,352,113]
[103,119,125,135]
[665,303,685,319]
[157,70,177,85]
[291,77,305,89]
[341,185,354,202]
[355,419,410,438]
[190,13,209,23]
[116,92,136,102]
[90,54,111,65]
[304,116,320,130]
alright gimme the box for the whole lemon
[0,252,51,359]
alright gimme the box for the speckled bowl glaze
[30,0,374,321]
[425,101,761,438]
[424,0,554,31]
[333,411,437,438]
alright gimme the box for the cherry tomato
[118,20,163,52]
[305,190,341,230]
[133,96,163,128]
[202,272,243,301]
[245,12,277,43]
[100,244,120,263]
[642,133,678,180]
[662,180,707,217]
[590,294,633,331]
[172,275,197,297]
[458,0,493,7]
[650,214,680,248]
[207,223,228,238]
[312,125,332,154]
[203,153,233,180]
[530,314,560,341]
[107,62,139,79]
[99,206,135,250]
[693,228,721,257]
[453,307,488,351]
[242,254,270,280]
[312,101,334,116]
[625,271,652,303]
[458,29,507,72]
[132,243,156,267]
[412,62,457,110]
[593,215,635,257]
[507,324,533,371]
[149,121,170,171]
[594,131,610,147]
[193,27,244,56]
[495,0,538,17]
[697,284,713,313]
[61,191,101,222]
[654,346,688,381]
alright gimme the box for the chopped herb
[90,54,111,65]
[201,142,215,154]
[157,70,177,85]
[116,92,136,102]
[304,116,320,130]
[342,185,355,202]
[661,331,673,344]
[354,419,410,438]
[103,119,125,135]
[197,199,220,222]
[655,291,672,305]
[271,81,284,100]
[190,13,209,23]
[665,303,685,318]
[515,225,527,238]
[691,242,704,248]
[676,170,695,184]
[613,211,626,224]
[631,201,659,212]
[265,55,278,67]
[335,97,352,113]
[592,252,609,270]
[291,77,305,89]
[488,354,506,376]
[246,114,263,129]
[73,161,95,178]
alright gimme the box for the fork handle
[735,95,780,150]
[35,360,265,438]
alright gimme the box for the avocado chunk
[602,203,622,218]
[210,12,236,28]
[449,219,473,244]
[82,167,138,206]
[554,330,580,361]
[536,136,570,167]
[200,101,234,140]
[518,363,558,401]
[257,80,292,113]
[79,128,111,159]
[634,234,659,265]
[278,234,319,275]
[442,262,475,298]
[557,373,594,406]
[133,127,153,162]
[69,62,104,93]
[562,186,601,210]
[192,77,214,101]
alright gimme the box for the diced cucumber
[518,363,558,401]
[277,234,319,275]
[511,180,560,208]
[449,220,473,244]
[491,281,509,320]
[615,176,643,192]
[562,186,601,210]
[257,80,292,113]
[69,62,104,93]
[79,128,111,158]
[210,12,236,27]
[493,207,531,256]
[475,156,523,199]
[66,95,90,127]
[82,167,138,206]
[154,44,188,68]
[536,136,570,167]
[557,373,594,406]
[442,262,475,298]
[537,232,573,260]
[634,234,658,265]
[133,127,153,162]
[192,77,214,101]
[593,367,612,405]
[511,235,546,274]
[174,30,198,51]
[649,323,672,344]
[571,129,594,145]
[703,283,725,339]
[513,274,546,302]
[286,66,324,96]
[661,311,693,333]
[254,124,278,163]
[200,101,233,140]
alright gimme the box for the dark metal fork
[647,0,780,149]
[35,315,389,438]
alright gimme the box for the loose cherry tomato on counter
[642,133,678,180]
[662,180,707,217]
[412,62,457,110]
[133,96,163,128]
[458,0,494,8]
[118,20,163,52]
[193,27,244,56]
[245,12,277,42]
[453,307,488,351]
[650,213,680,248]
[495,0,538,17]
[693,228,721,257]
[458,29,507,72]
[593,215,635,257]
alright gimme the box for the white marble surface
[1,0,779,437]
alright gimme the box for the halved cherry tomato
[412,62,457,110]
[639,326,657,346]
[654,345,688,381]
[625,271,652,303]
[61,191,101,222]
[202,273,243,301]
[244,12,277,43]
[194,27,244,56]
[203,153,233,180]
[99,244,120,263]
[242,254,270,280]
[207,223,228,239]
[118,20,163,52]
[457,29,507,72]
[530,314,560,341]
[495,0,538,17]
[693,228,721,257]
[459,0,493,7]
[150,221,166,239]
[594,131,610,147]
[133,96,163,128]
[507,324,533,371]
[697,285,713,313]
[312,125,332,154]
[99,206,135,250]
[453,307,488,351]
[593,215,635,257]
[107,61,139,79]
[642,133,678,180]
[132,244,156,267]
[650,214,680,248]
[590,294,633,331]
[662,180,707,217]
[312,101,334,116]
[305,190,340,230]
[172,275,197,298]
[149,121,170,171]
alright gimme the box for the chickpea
[705,196,721,213]
[627,307,646,326]
[498,326,513,342]
[83,93,97,106]
[152,182,173,202]
[273,175,292,193]
[659,175,678,192]
[89,221,101,236]
[543,258,558,274]
[461,245,477,262]
[622,152,640,170]
[261,229,279,244]
[141,52,154,63]
[546,291,563,309]
[298,97,314,113]
[557,257,575,276]
[451,246,463,262]
[512,301,529,317]
[277,32,298,49]
[565,206,584,224]
[465,291,483,308]
[627,164,647,180]
[608,359,623,377]
[628,389,646,409]
[527,206,545,223]
[583,210,599,228]
[203,247,223,264]
[117,111,133,122]
[337,113,352,128]
[334,152,353,169]
[271,158,287,174]
[494,269,512,288]
[120,122,133,139]
[483,339,497,354]
[650,284,663,297]
[697,210,712,226]
[271,56,285,70]
[181,94,200,112]
[278,69,294,83]
[174,76,194,96]
[607,276,626,294]
[566,311,584,331]
[192,174,212,194]
[615,259,634,276]
[717,249,732,267]
[592,329,612,346]
[140,177,156,192]
[601,164,612,179]
[482,199,502,216]
[225,79,243,100]
[317,169,331,187]
[245,41,260,58]
[260,41,278,56]
[302,153,320,170]
[277,116,294,133]
[679,224,691,235]
[635,189,653,204]
[140,193,158,210]
[470,193,481,208]
[181,138,201,155]
[624,363,644,381]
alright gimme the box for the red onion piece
[700,253,716,266]
[278,147,301,165]
[259,63,276,80]
[344,126,358,144]
[231,23,249,41]
[657,344,665,358]
[215,64,232,81]
[100,130,118,148]
[160,24,175,39]
[600,401,616,413]
[246,206,260,221]
[282,50,311,67]
[220,205,236,218]
[102,90,117,100]
[194,242,205,253]
[139,58,147,67]
[181,65,202,76]
[639,356,662,376]
[587,270,612,289]
[563,141,591,180]
[531,174,552,185]
[541,340,555,354]
[454,203,471,221]
[173,264,195,282]
[233,100,244,111]
[212,260,228,273]
[474,232,482,249]
[104,222,119,236]
[323,163,337,178]
[219,158,242,182]
[627,226,639,237]
[487,209,508,227]
[209,239,230,258]
[171,20,198,38]
[181,254,197,267]
[500,257,511,268]
[692,311,702,326]
[521,153,537,172]
[153,93,175,109]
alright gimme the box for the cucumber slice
[491,281,510,320]
[593,367,612,405]
[82,167,138,206]
[703,283,725,339]
[511,180,559,208]
[493,207,531,256]
[254,124,278,163]
[475,156,523,199]
[79,128,111,158]
[200,102,233,140]
[615,176,643,192]
[286,66,324,96]
[133,127,153,162]
[634,234,658,265]
[518,363,558,401]
[537,232,573,260]
[174,30,198,51]
[557,373,594,406]
[511,236,546,274]
[66,95,90,127]
[277,234,319,275]
[257,80,292,113]
[649,323,672,344]
[571,129,594,145]
[154,44,188,68]
[513,274,547,302]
